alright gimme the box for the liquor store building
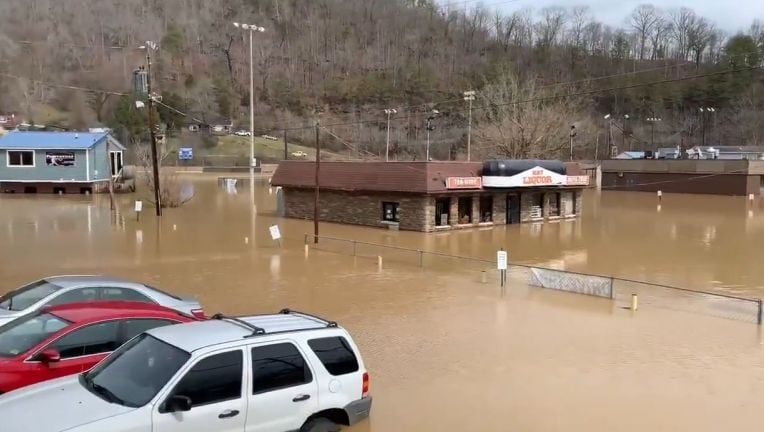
[271,160,588,232]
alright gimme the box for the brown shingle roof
[271,161,482,194]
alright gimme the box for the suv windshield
[82,334,189,407]
[0,312,70,357]
[0,280,61,311]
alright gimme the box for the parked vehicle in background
[0,309,372,432]
[235,130,252,136]
[291,150,308,158]
[0,276,205,326]
[0,301,196,395]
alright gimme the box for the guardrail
[304,234,763,325]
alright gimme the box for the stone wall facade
[281,187,583,232]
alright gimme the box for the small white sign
[497,250,508,270]
[134,200,143,212]
[269,225,281,241]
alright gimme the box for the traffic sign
[178,147,193,160]
[497,250,508,270]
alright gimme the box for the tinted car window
[0,313,70,358]
[251,343,312,394]
[171,350,242,407]
[0,280,61,311]
[99,287,154,303]
[46,288,98,306]
[308,337,359,376]
[122,319,177,343]
[85,334,190,407]
[48,321,121,358]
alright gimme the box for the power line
[2,66,758,137]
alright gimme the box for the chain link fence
[304,234,763,325]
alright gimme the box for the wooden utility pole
[313,121,320,244]
[284,129,288,160]
[145,47,162,216]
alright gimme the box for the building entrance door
[507,194,521,224]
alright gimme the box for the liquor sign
[484,166,589,188]
[446,177,482,189]
[483,166,566,188]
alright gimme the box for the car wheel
[300,417,340,432]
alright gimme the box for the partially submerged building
[601,159,764,195]
[271,160,589,232]
[0,131,126,194]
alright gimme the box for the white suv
[0,309,372,432]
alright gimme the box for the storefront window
[549,193,561,217]
[435,198,450,226]
[480,196,493,222]
[530,193,544,219]
[382,202,400,222]
[458,197,472,224]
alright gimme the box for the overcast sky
[464,0,764,33]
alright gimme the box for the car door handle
[292,394,311,402]
[218,410,240,419]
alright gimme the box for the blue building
[0,131,126,194]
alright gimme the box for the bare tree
[629,4,662,60]
[475,67,585,159]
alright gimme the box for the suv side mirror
[39,349,61,364]
[166,395,192,412]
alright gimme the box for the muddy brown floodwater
[1,174,764,431]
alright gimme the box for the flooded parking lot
[1,174,764,431]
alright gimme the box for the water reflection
[1,177,764,431]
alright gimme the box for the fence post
[419,251,424,267]
[610,277,615,300]
[352,241,357,256]
[758,299,763,325]
[304,233,308,245]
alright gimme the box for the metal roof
[0,131,117,150]
[271,161,483,194]
[147,313,333,352]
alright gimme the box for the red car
[0,301,197,394]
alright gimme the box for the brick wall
[282,188,431,231]
[281,187,583,232]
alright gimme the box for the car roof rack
[211,313,266,336]
[279,308,338,328]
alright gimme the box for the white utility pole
[463,90,476,161]
[233,22,265,174]
[384,108,397,162]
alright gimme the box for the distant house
[185,113,233,135]
[0,114,19,129]
[615,151,645,160]
[687,146,764,160]
[0,131,126,194]
[655,147,680,159]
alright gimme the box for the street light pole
[569,124,577,161]
[647,117,662,149]
[233,22,265,174]
[463,90,476,161]
[425,109,438,161]
[623,114,630,151]
[384,108,397,162]
[142,41,162,216]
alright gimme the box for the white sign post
[269,225,282,247]
[134,200,143,221]
[497,249,508,294]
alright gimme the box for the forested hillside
[0,0,762,160]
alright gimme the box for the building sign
[566,175,590,186]
[178,147,193,160]
[446,177,482,189]
[45,152,75,167]
[483,166,589,188]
